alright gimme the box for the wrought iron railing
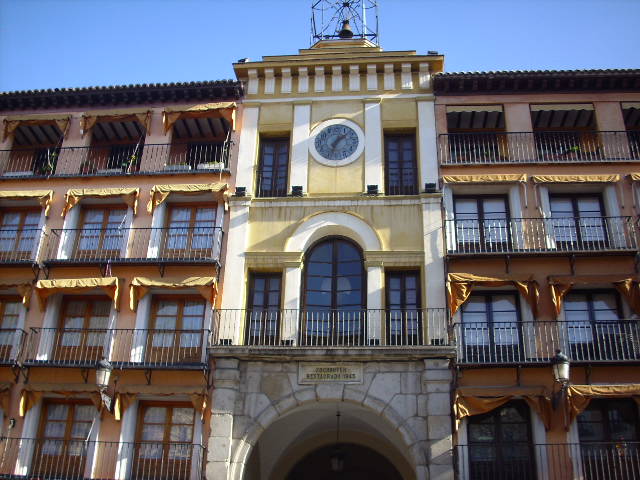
[0,329,26,364]
[0,438,205,480]
[0,228,45,263]
[24,328,210,368]
[44,227,223,264]
[212,308,449,347]
[439,131,640,165]
[0,141,230,178]
[453,320,640,365]
[445,217,637,255]
[456,442,640,480]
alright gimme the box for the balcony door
[467,402,536,480]
[459,293,522,363]
[453,196,510,253]
[257,138,289,197]
[246,273,282,345]
[54,297,111,364]
[549,195,607,250]
[577,399,640,480]
[147,297,205,365]
[32,401,94,478]
[563,291,633,361]
[302,237,365,346]
[75,207,127,260]
[0,208,40,260]
[385,134,418,195]
[386,271,422,345]
[0,297,20,361]
[164,205,216,259]
[134,404,196,480]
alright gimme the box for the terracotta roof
[434,69,640,95]
[0,79,243,111]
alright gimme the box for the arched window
[302,237,365,345]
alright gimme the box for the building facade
[0,80,241,479]
[434,70,640,479]
[208,38,455,480]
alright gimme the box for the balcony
[453,319,640,365]
[44,226,223,267]
[212,308,450,349]
[0,228,45,265]
[0,438,204,480]
[0,329,25,365]
[24,328,209,369]
[445,217,637,256]
[438,131,640,165]
[0,141,230,179]
[456,442,640,480]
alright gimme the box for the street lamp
[96,358,114,412]
[551,350,570,409]
[329,410,345,472]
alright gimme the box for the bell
[338,19,354,39]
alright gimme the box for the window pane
[143,407,166,423]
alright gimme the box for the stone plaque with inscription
[298,363,363,384]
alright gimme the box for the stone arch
[229,391,425,480]
[284,211,382,253]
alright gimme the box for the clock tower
[210,4,453,480]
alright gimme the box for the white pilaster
[282,266,302,344]
[281,68,292,94]
[37,295,63,360]
[290,104,311,193]
[247,69,259,95]
[314,66,325,92]
[366,265,383,343]
[115,400,139,480]
[384,64,395,90]
[15,401,41,476]
[57,205,81,259]
[419,63,431,89]
[235,107,260,194]
[264,69,275,94]
[298,67,309,93]
[367,65,378,90]
[331,66,343,92]
[349,65,360,91]
[364,101,383,192]
[417,100,438,187]
[401,63,413,89]
[86,416,101,478]
[146,202,167,258]
[422,198,446,310]
[131,295,151,362]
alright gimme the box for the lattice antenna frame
[311,0,379,45]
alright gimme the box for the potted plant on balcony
[122,153,138,173]
[164,161,192,172]
[35,151,57,176]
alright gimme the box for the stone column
[207,358,241,480]
[366,262,383,344]
[364,100,383,192]
[422,358,454,480]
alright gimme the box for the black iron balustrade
[453,319,640,365]
[44,226,223,265]
[24,328,210,369]
[0,141,230,178]
[438,131,640,165]
[456,442,640,480]
[212,308,449,347]
[445,217,637,255]
[0,438,205,480]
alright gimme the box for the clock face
[314,124,360,162]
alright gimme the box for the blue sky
[1,0,639,92]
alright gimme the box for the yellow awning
[630,173,640,182]
[446,105,503,113]
[114,385,207,421]
[62,188,139,217]
[532,174,620,184]
[0,281,33,309]
[448,273,539,316]
[163,102,237,133]
[565,384,640,428]
[35,277,121,311]
[621,103,640,110]
[147,182,227,213]
[530,103,594,111]
[3,113,71,141]
[454,386,552,431]
[442,174,526,184]
[0,382,11,413]
[129,276,217,311]
[0,190,53,216]
[80,108,151,137]
[20,383,101,417]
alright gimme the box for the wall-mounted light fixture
[551,350,570,409]
[96,358,114,413]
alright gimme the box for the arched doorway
[285,443,403,480]
[301,237,365,345]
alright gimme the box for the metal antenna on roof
[311,0,379,46]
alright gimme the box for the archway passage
[285,443,403,480]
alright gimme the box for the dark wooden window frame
[453,195,511,249]
[245,272,283,344]
[384,133,418,195]
[385,269,422,345]
[74,204,127,256]
[256,137,290,198]
[549,193,607,248]
[0,206,41,256]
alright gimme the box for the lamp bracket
[80,368,90,384]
